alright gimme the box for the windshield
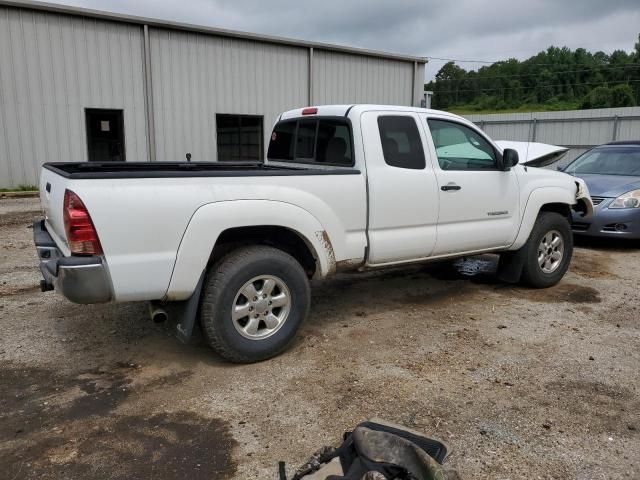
[565,147,640,176]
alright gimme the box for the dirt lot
[1,197,639,480]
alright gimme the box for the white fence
[465,107,640,167]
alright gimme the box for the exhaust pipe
[149,302,168,323]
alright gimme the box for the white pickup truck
[35,105,592,362]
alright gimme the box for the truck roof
[279,105,467,123]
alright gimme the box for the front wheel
[520,212,573,288]
[200,246,310,363]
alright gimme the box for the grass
[0,184,38,193]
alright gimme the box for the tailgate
[39,166,70,253]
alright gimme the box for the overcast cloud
[46,0,640,80]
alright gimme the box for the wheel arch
[510,187,575,250]
[539,202,572,221]
[165,200,334,301]
[210,225,320,279]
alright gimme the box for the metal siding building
[148,29,310,163]
[0,1,426,188]
[465,107,640,167]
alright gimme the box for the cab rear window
[267,118,353,166]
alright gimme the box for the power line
[434,78,640,94]
[427,56,497,64]
[430,39,632,60]
[426,56,640,68]
[430,64,640,83]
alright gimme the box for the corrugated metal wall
[148,34,420,162]
[0,3,424,187]
[313,50,415,106]
[0,6,148,187]
[415,63,425,108]
[149,29,309,162]
[465,107,640,167]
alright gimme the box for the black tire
[520,211,573,288]
[200,246,310,363]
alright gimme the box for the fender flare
[165,200,333,301]
[509,186,576,250]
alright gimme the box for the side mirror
[502,148,519,171]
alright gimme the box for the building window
[216,114,263,162]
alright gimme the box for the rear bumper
[34,220,112,303]
[571,204,640,239]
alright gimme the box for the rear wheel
[520,212,573,288]
[200,246,310,363]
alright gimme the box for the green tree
[426,34,640,112]
[580,86,612,109]
[432,62,467,108]
[610,84,636,107]
[535,69,555,103]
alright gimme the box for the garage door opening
[85,109,125,162]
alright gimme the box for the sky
[45,0,640,80]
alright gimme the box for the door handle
[441,184,461,192]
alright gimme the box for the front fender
[574,178,594,219]
[165,200,333,300]
[509,186,576,250]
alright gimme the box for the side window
[377,116,425,169]
[316,120,352,165]
[427,119,497,170]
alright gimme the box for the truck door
[361,111,439,264]
[423,116,520,256]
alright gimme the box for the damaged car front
[562,141,640,239]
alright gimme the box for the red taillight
[302,107,318,115]
[63,189,103,256]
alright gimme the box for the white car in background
[496,140,569,167]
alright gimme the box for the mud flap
[497,248,527,284]
[173,271,206,344]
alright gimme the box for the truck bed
[38,159,368,302]
[43,162,360,179]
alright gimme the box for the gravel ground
[1,197,639,480]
